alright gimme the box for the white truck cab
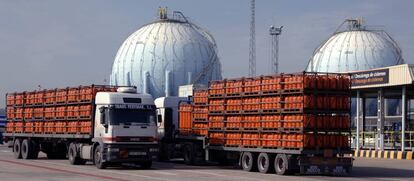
[154,97,188,140]
[79,87,159,169]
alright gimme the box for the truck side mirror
[157,114,162,123]
[99,107,107,125]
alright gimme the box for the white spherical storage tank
[110,10,222,98]
[306,19,404,73]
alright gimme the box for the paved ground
[0,145,413,181]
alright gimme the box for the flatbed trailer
[167,133,353,175]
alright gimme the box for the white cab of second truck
[154,97,187,139]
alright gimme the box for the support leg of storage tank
[68,143,86,165]
[257,153,274,173]
[241,152,258,172]
[274,154,290,175]
[13,138,22,159]
[94,145,107,169]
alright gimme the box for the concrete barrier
[354,150,414,160]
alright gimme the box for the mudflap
[298,156,353,176]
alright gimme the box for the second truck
[156,72,353,175]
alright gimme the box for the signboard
[112,104,155,110]
[351,69,389,86]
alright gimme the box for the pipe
[187,72,192,84]
[165,70,171,97]
[143,71,150,94]
[402,86,406,151]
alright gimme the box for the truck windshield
[108,109,155,125]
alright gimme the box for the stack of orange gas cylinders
[225,79,243,95]
[179,103,192,135]
[243,98,261,111]
[5,85,117,135]
[208,116,224,129]
[226,116,242,128]
[192,89,209,136]
[226,99,242,111]
[244,78,261,93]
[178,73,351,150]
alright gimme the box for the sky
[0,0,413,108]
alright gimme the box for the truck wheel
[183,144,195,165]
[140,161,152,169]
[69,143,86,165]
[274,154,288,175]
[13,139,22,159]
[241,152,257,172]
[94,145,106,169]
[257,153,273,173]
[21,139,34,159]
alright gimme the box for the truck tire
[257,153,273,173]
[21,139,34,159]
[274,154,289,175]
[13,139,22,159]
[183,144,195,165]
[94,145,106,169]
[241,152,257,172]
[139,161,152,169]
[68,143,86,165]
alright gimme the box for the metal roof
[350,64,414,89]
[306,19,404,73]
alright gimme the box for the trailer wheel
[94,145,106,169]
[69,143,86,165]
[257,153,273,173]
[274,154,288,175]
[13,139,22,159]
[21,139,34,159]
[183,144,195,165]
[241,152,257,172]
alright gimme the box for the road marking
[176,169,227,177]
[0,159,131,181]
[375,177,410,181]
[32,160,174,181]
[151,170,177,176]
[175,169,267,181]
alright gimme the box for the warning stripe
[353,150,414,160]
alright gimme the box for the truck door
[163,108,174,141]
